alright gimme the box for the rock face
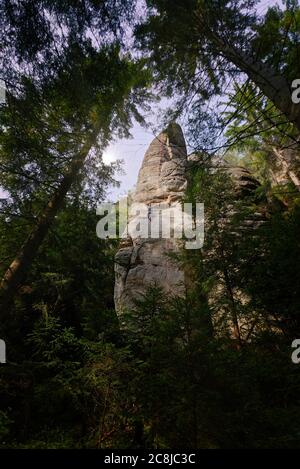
[134,122,187,205]
[271,145,300,191]
[114,123,262,318]
[114,123,187,316]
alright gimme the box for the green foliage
[1,174,300,448]
[1,0,300,451]
[117,284,300,448]
[0,410,13,444]
[135,1,300,150]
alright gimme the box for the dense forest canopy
[0,0,300,449]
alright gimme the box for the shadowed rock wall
[114,123,187,316]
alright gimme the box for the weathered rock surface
[114,124,263,318]
[114,123,187,316]
[134,122,187,204]
[271,144,300,191]
[226,165,261,197]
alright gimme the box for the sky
[102,0,283,201]
[0,0,283,202]
[102,101,173,201]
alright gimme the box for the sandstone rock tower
[114,123,187,315]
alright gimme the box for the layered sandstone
[114,123,187,316]
[114,123,263,319]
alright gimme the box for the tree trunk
[197,18,300,132]
[272,146,300,191]
[219,245,243,349]
[0,126,100,314]
[224,45,300,132]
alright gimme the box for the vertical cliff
[114,123,187,316]
[114,123,263,319]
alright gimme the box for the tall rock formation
[114,123,263,320]
[114,123,187,316]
